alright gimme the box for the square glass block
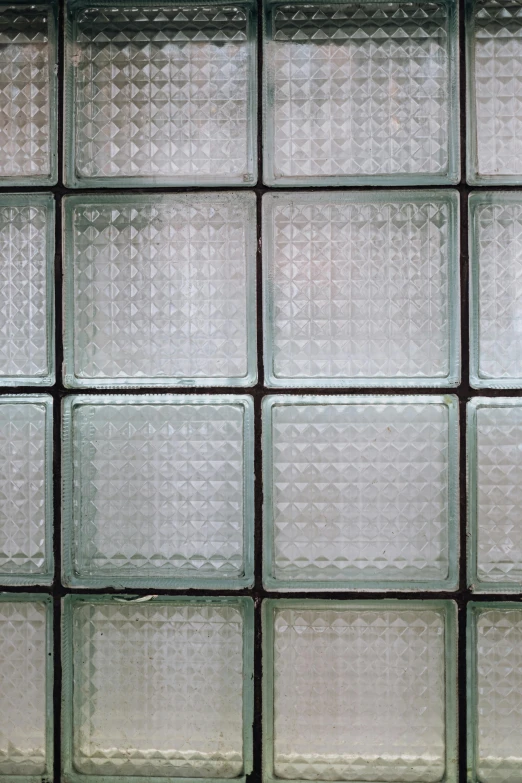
[63,193,256,388]
[263,396,459,591]
[62,395,254,588]
[467,1,522,185]
[0,2,57,185]
[64,0,257,188]
[467,603,522,783]
[467,398,522,592]
[263,191,460,388]
[62,595,254,783]
[0,194,55,386]
[263,0,459,186]
[469,193,522,388]
[0,395,53,585]
[263,599,457,783]
[0,595,53,782]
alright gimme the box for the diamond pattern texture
[0,6,52,179]
[475,608,522,783]
[272,605,446,781]
[71,600,244,777]
[472,1,522,180]
[70,5,255,184]
[0,400,49,578]
[67,398,249,584]
[264,194,457,385]
[266,399,453,586]
[266,2,453,182]
[65,194,255,386]
[0,600,47,775]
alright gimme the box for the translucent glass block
[468,603,522,783]
[64,0,257,188]
[62,395,254,588]
[62,595,254,782]
[0,195,55,386]
[263,0,459,186]
[63,193,256,388]
[469,193,522,388]
[0,3,57,185]
[263,395,459,591]
[0,595,53,780]
[263,599,457,783]
[0,396,53,586]
[467,0,522,185]
[263,191,460,388]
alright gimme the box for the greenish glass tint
[263,0,460,186]
[0,1,57,185]
[64,0,257,188]
[263,395,459,592]
[0,594,53,783]
[467,603,522,783]
[62,395,254,589]
[263,599,458,783]
[62,595,254,783]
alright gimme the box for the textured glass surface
[62,596,254,781]
[263,600,457,783]
[263,192,460,387]
[263,396,459,591]
[63,193,256,387]
[467,0,522,184]
[469,193,522,388]
[467,399,522,592]
[62,395,254,588]
[263,0,459,186]
[0,3,57,185]
[0,396,53,585]
[468,604,522,783]
[0,595,53,779]
[65,1,257,187]
[0,195,54,385]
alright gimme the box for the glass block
[467,603,522,783]
[62,395,254,588]
[263,0,459,186]
[469,193,522,388]
[263,191,460,388]
[62,595,254,782]
[467,0,522,185]
[263,599,457,783]
[0,194,55,386]
[0,2,57,185]
[0,594,53,780]
[263,395,459,591]
[63,193,256,388]
[0,395,53,586]
[64,0,257,188]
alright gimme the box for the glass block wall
[1,1,522,782]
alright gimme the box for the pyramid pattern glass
[263,395,459,591]
[63,193,256,388]
[263,599,457,783]
[263,191,460,387]
[467,0,522,184]
[65,0,257,187]
[0,595,53,780]
[263,0,459,186]
[468,603,522,783]
[469,192,522,388]
[0,2,57,185]
[62,595,254,782]
[0,396,53,585]
[0,194,55,385]
[62,395,254,588]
